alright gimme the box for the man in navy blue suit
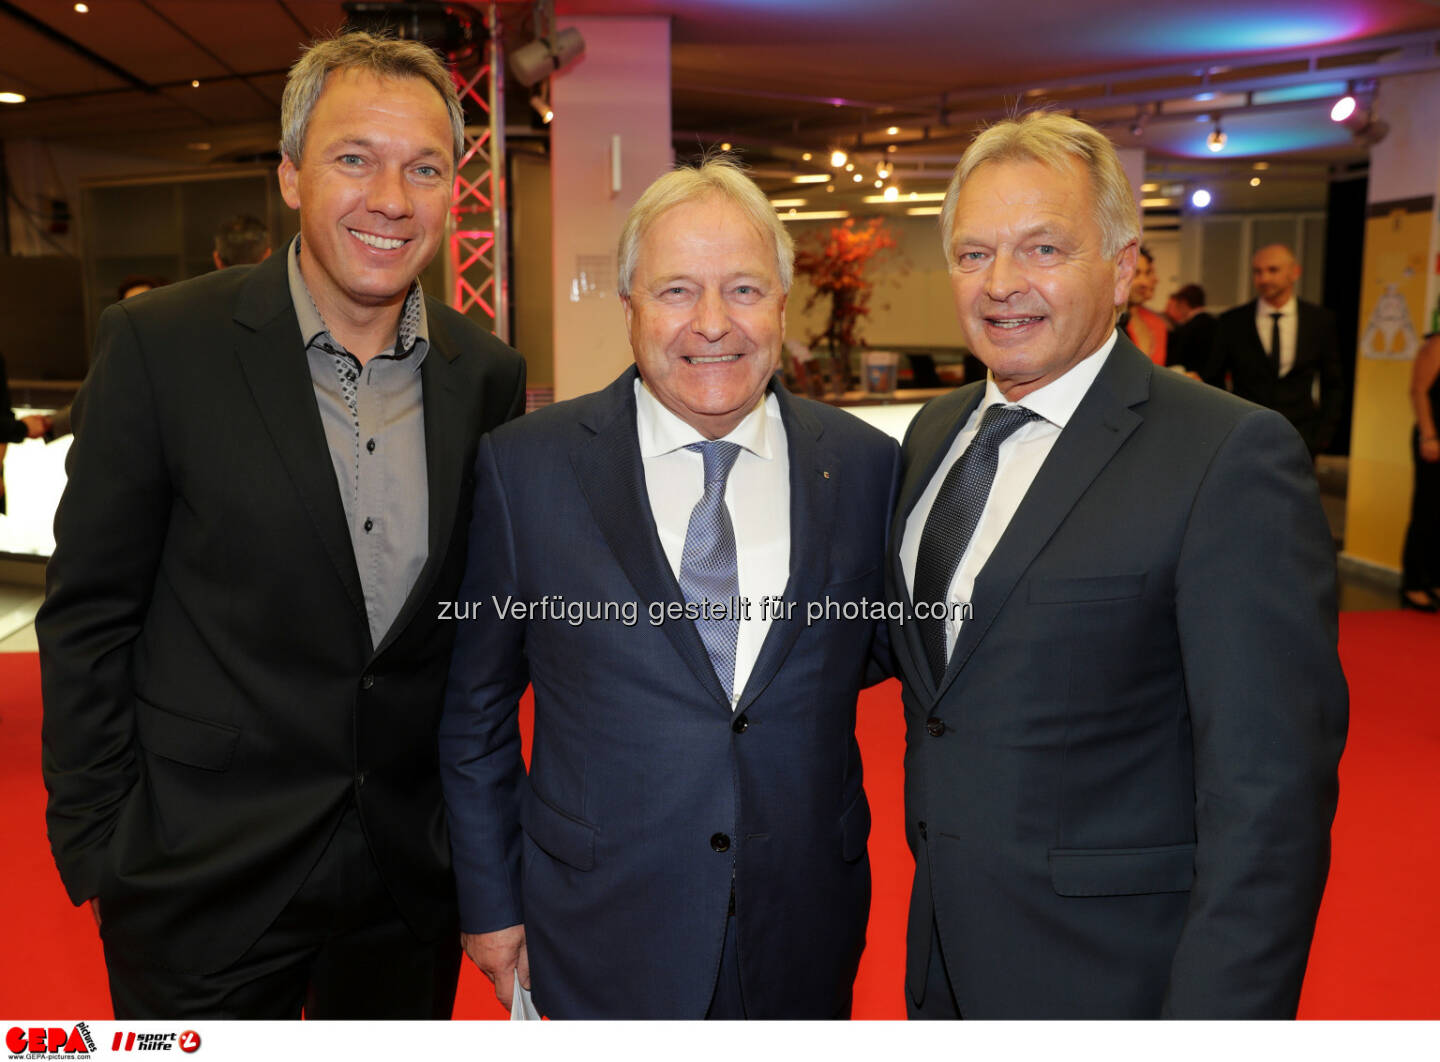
[439,158,899,1019]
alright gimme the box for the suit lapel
[889,385,984,703]
[934,341,1149,700]
[231,253,368,632]
[374,326,466,657]
[736,386,835,710]
[570,368,731,708]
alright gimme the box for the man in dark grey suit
[1205,244,1344,455]
[440,158,898,1019]
[38,32,524,1018]
[890,112,1347,1018]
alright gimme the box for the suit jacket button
[360,674,375,690]
[731,713,749,734]
[925,717,946,737]
[710,833,731,853]
[356,771,367,788]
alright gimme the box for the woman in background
[1401,332,1440,611]
[1,352,50,514]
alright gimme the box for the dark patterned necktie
[913,404,1040,683]
[1269,312,1283,369]
[680,441,743,699]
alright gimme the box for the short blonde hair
[617,156,794,296]
[939,111,1139,262]
[280,31,465,166]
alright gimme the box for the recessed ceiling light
[830,149,847,168]
[0,92,26,104]
[801,151,812,161]
[886,126,899,136]
[74,2,89,12]
[720,142,731,151]
[191,79,200,88]
[1250,177,1261,187]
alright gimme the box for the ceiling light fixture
[801,151,812,161]
[720,142,732,151]
[1330,95,1357,123]
[529,95,553,123]
[191,79,201,88]
[883,186,899,202]
[877,162,891,179]
[830,149,848,168]
[792,174,831,184]
[886,126,899,136]
[1250,177,1261,187]
[1206,124,1226,152]
[1190,188,1212,209]
[74,2,89,12]
[0,92,25,104]
[852,173,864,183]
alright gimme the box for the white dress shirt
[1255,296,1299,377]
[635,379,790,707]
[900,332,1117,659]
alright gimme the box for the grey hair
[938,110,1140,263]
[280,30,465,166]
[617,155,794,297]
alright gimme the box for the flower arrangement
[792,217,898,393]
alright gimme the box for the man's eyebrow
[324,136,448,160]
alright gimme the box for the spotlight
[1331,96,1357,123]
[0,91,26,104]
[1250,177,1261,187]
[883,185,899,202]
[720,142,732,151]
[74,2,88,11]
[1206,125,1226,153]
[343,1,487,62]
[1190,188,1212,209]
[877,162,891,179]
[801,151,812,161]
[874,179,883,188]
[844,162,854,172]
[852,173,864,183]
[530,95,554,124]
[886,126,899,136]
[830,149,847,168]
[509,25,585,87]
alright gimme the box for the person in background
[1401,332,1440,611]
[37,30,525,1019]
[116,274,169,301]
[1,350,51,513]
[1206,244,1345,457]
[439,156,898,1019]
[213,214,272,269]
[890,111,1346,1018]
[1121,245,1167,366]
[1164,283,1216,374]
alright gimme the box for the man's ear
[278,154,301,210]
[1113,240,1139,307]
[621,294,634,333]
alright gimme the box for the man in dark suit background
[890,112,1346,1018]
[37,32,525,1018]
[1206,244,1345,455]
[1164,283,1216,374]
[439,158,898,1019]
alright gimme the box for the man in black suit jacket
[439,158,898,1018]
[890,112,1346,1018]
[1164,283,1216,373]
[1205,245,1344,455]
[37,33,525,1018]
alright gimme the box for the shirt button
[366,438,376,453]
[710,833,731,853]
[925,717,946,737]
[731,713,749,734]
[363,517,374,533]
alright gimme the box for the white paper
[509,976,541,1021]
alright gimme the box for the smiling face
[623,195,786,438]
[1129,251,1156,306]
[947,156,1135,400]
[277,68,453,328]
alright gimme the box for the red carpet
[1,609,1435,1019]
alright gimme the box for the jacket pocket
[520,788,597,871]
[840,790,871,863]
[1048,842,1195,897]
[134,698,239,771]
[1029,572,1146,604]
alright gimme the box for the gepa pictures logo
[5,1023,97,1057]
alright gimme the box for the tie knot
[1270,312,1283,321]
[973,403,1040,452]
[687,440,743,486]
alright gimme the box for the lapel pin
[822,470,831,479]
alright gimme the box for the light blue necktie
[680,441,743,699]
